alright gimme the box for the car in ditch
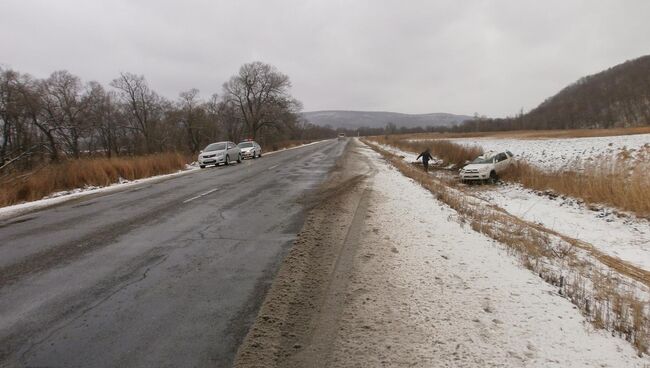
[198,141,241,168]
[459,150,514,183]
[237,140,262,159]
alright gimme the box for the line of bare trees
[0,61,333,172]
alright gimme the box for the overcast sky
[1,0,649,117]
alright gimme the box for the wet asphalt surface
[0,139,345,368]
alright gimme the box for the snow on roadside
[449,134,650,171]
[473,184,650,271]
[370,139,650,272]
[0,165,200,221]
[336,144,649,367]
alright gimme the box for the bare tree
[110,72,161,153]
[222,61,300,139]
[41,70,89,158]
[177,88,204,153]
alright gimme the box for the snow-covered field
[338,144,649,366]
[413,133,650,171]
[377,137,650,274]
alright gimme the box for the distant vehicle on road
[238,140,262,159]
[338,133,346,140]
[198,141,241,168]
[459,150,514,183]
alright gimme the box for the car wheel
[237,154,242,163]
[225,155,230,165]
[200,165,205,169]
[258,151,262,157]
[489,171,498,184]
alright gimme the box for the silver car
[237,140,262,159]
[198,141,241,168]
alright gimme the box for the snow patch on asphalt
[335,144,648,367]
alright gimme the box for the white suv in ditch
[198,141,241,168]
[459,150,514,183]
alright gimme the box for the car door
[495,153,508,173]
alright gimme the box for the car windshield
[471,156,494,164]
[238,142,253,148]
[204,143,226,151]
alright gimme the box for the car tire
[225,155,230,165]
[489,171,498,184]
[237,154,242,163]
[200,165,205,169]
[258,151,262,157]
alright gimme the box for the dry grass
[387,126,650,141]
[362,138,650,355]
[0,152,190,207]
[372,135,650,218]
[372,135,483,167]
[501,158,650,218]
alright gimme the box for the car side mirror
[199,150,203,154]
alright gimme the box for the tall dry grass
[0,152,190,207]
[372,135,483,167]
[371,135,650,218]
[502,158,650,218]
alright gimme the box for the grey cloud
[1,0,649,117]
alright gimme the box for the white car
[237,140,262,159]
[459,150,514,183]
[198,141,241,168]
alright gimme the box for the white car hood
[200,150,225,158]
[462,163,491,171]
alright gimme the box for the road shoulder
[233,139,375,367]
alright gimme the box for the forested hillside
[457,55,650,132]
[303,110,472,129]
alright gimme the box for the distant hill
[460,55,650,132]
[302,110,473,129]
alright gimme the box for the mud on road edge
[232,139,376,368]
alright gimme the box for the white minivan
[198,141,241,168]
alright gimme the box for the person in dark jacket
[416,149,434,172]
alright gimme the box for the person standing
[416,149,434,172]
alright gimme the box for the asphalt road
[0,139,346,368]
